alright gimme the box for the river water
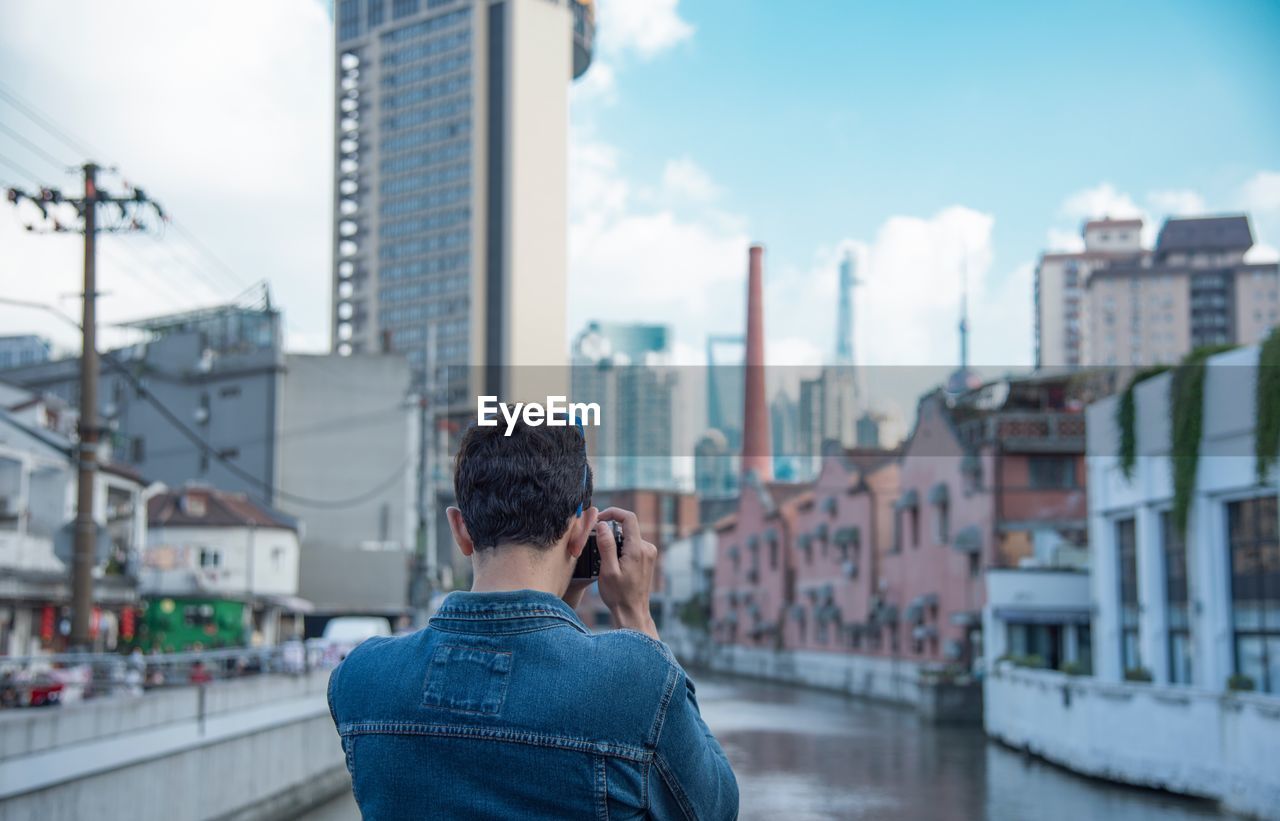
[301,672,1221,820]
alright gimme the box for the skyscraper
[571,321,676,490]
[331,0,594,401]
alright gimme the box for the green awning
[895,489,919,510]
[834,526,861,547]
[928,482,949,505]
[953,525,982,554]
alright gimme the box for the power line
[0,148,45,187]
[0,79,102,160]
[166,219,254,291]
[0,120,73,174]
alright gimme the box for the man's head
[447,417,597,587]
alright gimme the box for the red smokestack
[741,243,771,479]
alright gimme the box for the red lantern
[40,606,55,642]
[90,607,102,638]
[121,607,135,641]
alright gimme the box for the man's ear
[446,506,475,557]
[567,506,598,559]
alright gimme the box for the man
[328,419,739,820]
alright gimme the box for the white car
[318,616,393,664]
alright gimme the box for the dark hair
[453,418,592,550]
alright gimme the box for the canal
[301,672,1220,820]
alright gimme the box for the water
[301,673,1221,820]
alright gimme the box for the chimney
[741,243,771,479]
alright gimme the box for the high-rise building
[1084,216,1278,366]
[571,321,676,490]
[331,0,595,402]
[1037,215,1279,368]
[705,335,744,450]
[1035,218,1145,368]
[836,250,859,367]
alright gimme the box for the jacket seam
[595,755,609,821]
[339,721,652,763]
[654,752,697,821]
[646,664,680,749]
[428,622,572,637]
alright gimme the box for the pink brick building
[712,373,1094,669]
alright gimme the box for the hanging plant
[1117,366,1170,481]
[1170,345,1236,533]
[1256,326,1280,484]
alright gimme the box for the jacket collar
[431,588,590,633]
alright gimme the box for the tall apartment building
[332,0,594,402]
[1035,218,1145,368]
[1086,215,1279,366]
[1035,214,1279,368]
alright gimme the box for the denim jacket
[328,589,739,820]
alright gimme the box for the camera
[573,520,624,579]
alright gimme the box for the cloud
[1059,183,1144,221]
[596,0,695,60]
[1240,170,1280,213]
[1147,189,1206,217]
[1245,241,1280,264]
[1045,227,1085,253]
[661,157,720,203]
[0,0,332,353]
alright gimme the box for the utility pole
[5,162,165,650]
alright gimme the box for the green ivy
[1116,366,1170,481]
[1170,345,1237,533]
[1256,326,1280,484]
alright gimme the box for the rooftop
[1155,215,1253,254]
[148,486,298,531]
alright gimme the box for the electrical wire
[0,149,43,187]
[0,120,73,174]
[0,79,102,160]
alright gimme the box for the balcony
[957,412,1085,454]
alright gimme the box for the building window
[910,508,919,548]
[1162,511,1192,685]
[769,539,778,570]
[199,548,220,568]
[1228,495,1280,694]
[1116,517,1141,673]
[338,0,362,40]
[1029,455,1077,489]
[392,0,420,19]
[935,501,949,544]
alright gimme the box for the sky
[2,0,1279,387]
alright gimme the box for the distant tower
[947,254,981,395]
[741,244,772,479]
[836,250,860,367]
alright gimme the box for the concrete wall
[696,643,924,707]
[985,664,1280,819]
[0,671,346,820]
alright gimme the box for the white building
[1087,345,1278,690]
[0,391,151,655]
[145,486,305,645]
[984,344,1280,819]
[653,527,717,659]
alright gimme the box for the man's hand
[595,508,659,640]
[562,578,593,610]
